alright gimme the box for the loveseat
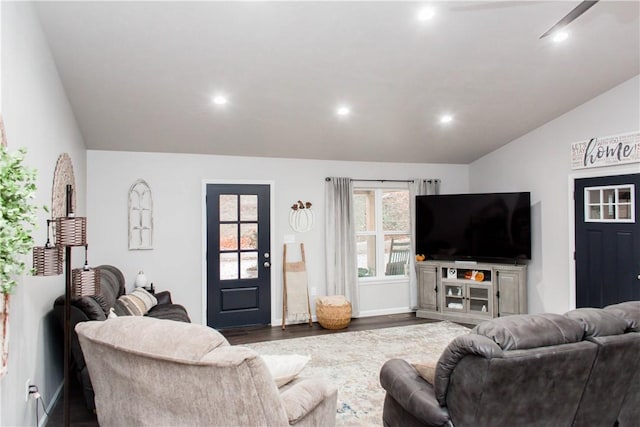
[380,301,640,427]
[76,316,338,426]
[53,265,190,411]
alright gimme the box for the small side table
[143,283,155,295]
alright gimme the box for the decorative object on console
[289,200,314,232]
[463,270,485,281]
[447,267,457,279]
[128,179,153,250]
[134,270,148,288]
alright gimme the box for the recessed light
[417,6,435,22]
[336,106,351,117]
[552,31,569,43]
[212,95,228,106]
[440,114,453,124]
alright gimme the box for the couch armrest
[154,290,172,305]
[280,378,337,424]
[434,334,502,406]
[380,359,450,426]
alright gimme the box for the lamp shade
[33,245,63,276]
[71,267,100,297]
[55,217,87,246]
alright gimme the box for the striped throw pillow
[118,288,158,316]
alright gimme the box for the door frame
[201,179,276,326]
[567,164,639,310]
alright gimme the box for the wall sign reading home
[571,131,640,170]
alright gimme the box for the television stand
[416,260,527,324]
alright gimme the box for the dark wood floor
[47,313,437,426]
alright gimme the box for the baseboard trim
[39,381,63,427]
[274,315,318,327]
[274,308,415,327]
[356,307,414,317]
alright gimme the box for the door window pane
[354,190,376,232]
[220,224,237,250]
[382,190,410,232]
[603,189,615,204]
[603,204,616,220]
[619,205,631,220]
[584,184,635,222]
[220,195,238,222]
[619,188,631,203]
[240,195,257,221]
[220,252,238,280]
[241,252,258,279]
[241,223,258,250]
[356,235,376,277]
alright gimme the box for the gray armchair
[76,316,337,427]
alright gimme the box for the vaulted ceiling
[35,1,640,164]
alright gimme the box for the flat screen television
[415,192,531,261]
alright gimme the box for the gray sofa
[380,301,640,427]
[77,316,338,427]
[53,265,190,411]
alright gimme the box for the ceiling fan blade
[539,0,599,39]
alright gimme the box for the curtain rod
[324,178,441,183]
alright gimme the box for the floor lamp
[33,184,97,427]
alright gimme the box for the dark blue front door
[575,173,640,308]
[206,184,271,328]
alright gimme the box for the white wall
[87,151,469,324]
[1,3,88,426]
[469,75,640,315]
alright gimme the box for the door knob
[264,252,270,259]
[264,261,271,268]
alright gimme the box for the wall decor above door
[571,131,640,170]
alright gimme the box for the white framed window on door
[584,184,635,223]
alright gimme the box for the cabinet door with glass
[467,284,492,316]
[443,284,466,313]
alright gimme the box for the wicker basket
[316,296,352,330]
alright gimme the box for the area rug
[247,321,470,426]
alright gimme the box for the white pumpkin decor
[289,201,314,233]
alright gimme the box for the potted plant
[0,143,39,376]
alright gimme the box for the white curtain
[324,177,359,316]
[408,179,440,309]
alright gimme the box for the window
[585,184,635,223]
[354,187,410,279]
